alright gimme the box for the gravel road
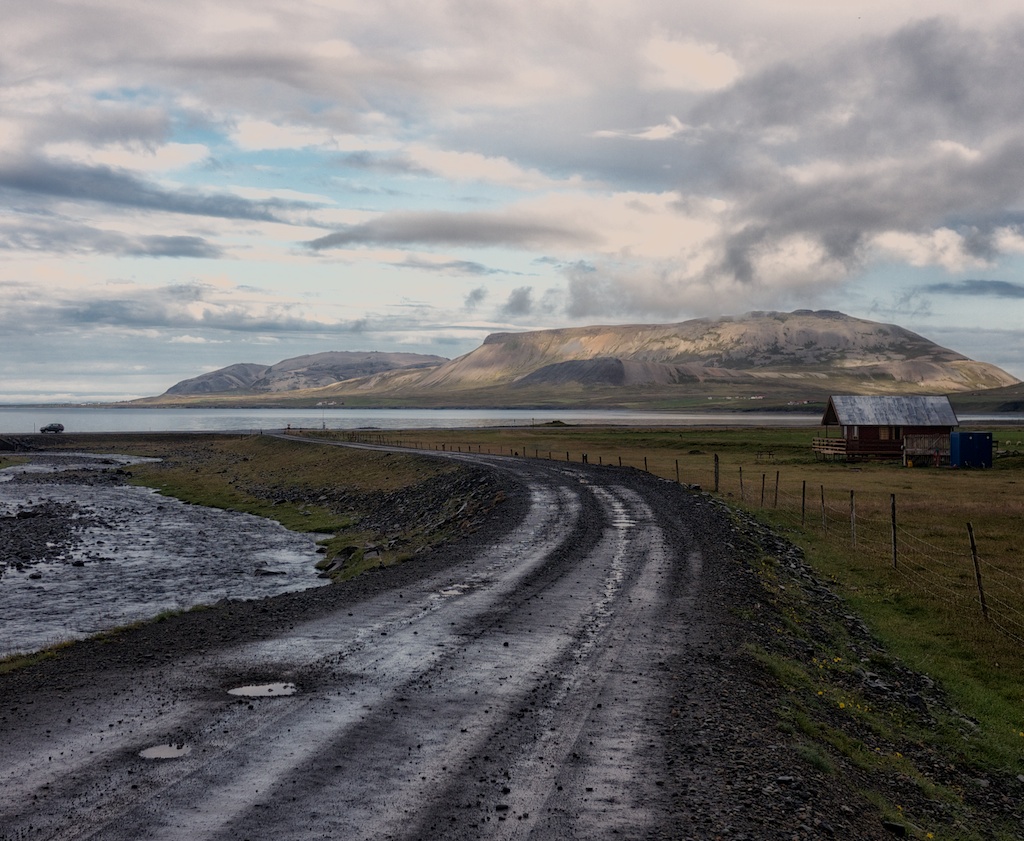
[0,440,965,839]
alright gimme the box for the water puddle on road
[139,744,192,760]
[227,682,298,697]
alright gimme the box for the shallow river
[0,455,326,657]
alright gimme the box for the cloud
[922,279,1024,298]
[44,141,210,172]
[464,286,487,309]
[307,210,597,250]
[0,218,223,258]
[169,335,227,344]
[386,256,503,276]
[500,286,534,317]
[0,157,312,222]
[0,279,348,335]
[643,35,741,91]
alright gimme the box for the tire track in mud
[1,450,705,841]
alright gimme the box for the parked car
[40,423,64,433]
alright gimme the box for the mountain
[322,310,1016,400]
[162,351,447,397]
[142,311,1019,409]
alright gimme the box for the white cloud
[230,120,338,151]
[644,35,742,91]
[404,145,588,190]
[43,141,210,172]
[873,229,989,272]
[593,116,690,141]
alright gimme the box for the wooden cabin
[812,395,959,464]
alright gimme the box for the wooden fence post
[820,485,826,532]
[801,480,806,526]
[774,471,780,508]
[967,522,989,620]
[714,454,720,493]
[760,473,766,508]
[890,494,898,569]
[739,466,745,502]
[675,459,680,484]
[644,456,648,472]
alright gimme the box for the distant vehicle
[40,423,64,434]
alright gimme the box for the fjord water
[0,406,824,433]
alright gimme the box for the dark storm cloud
[307,211,595,250]
[922,279,1024,298]
[0,158,313,221]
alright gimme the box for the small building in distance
[812,395,959,464]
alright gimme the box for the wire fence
[307,429,1024,645]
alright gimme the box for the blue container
[950,431,992,468]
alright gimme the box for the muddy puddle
[140,744,193,759]
[0,454,327,658]
[227,682,298,697]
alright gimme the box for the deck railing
[811,437,848,457]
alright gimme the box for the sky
[2,0,1024,402]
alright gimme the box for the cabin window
[879,426,890,440]
[851,425,859,439]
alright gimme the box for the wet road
[0,446,707,840]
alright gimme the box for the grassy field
[320,423,1024,775]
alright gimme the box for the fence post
[566,451,570,462]
[967,522,989,620]
[675,459,680,484]
[739,466,744,502]
[801,480,806,526]
[850,489,856,546]
[820,485,826,532]
[774,471,780,508]
[714,454,720,493]
[890,494,897,569]
[760,473,766,508]
[618,456,622,467]
[644,456,648,472]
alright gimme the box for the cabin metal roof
[821,395,959,427]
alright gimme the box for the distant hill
[141,311,1019,409]
[161,351,447,397]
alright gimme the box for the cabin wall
[836,424,953,458]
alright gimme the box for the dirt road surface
[1,442,894,840]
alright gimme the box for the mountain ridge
[144,311,1019,409]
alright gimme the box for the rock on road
[0,441,886,840]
